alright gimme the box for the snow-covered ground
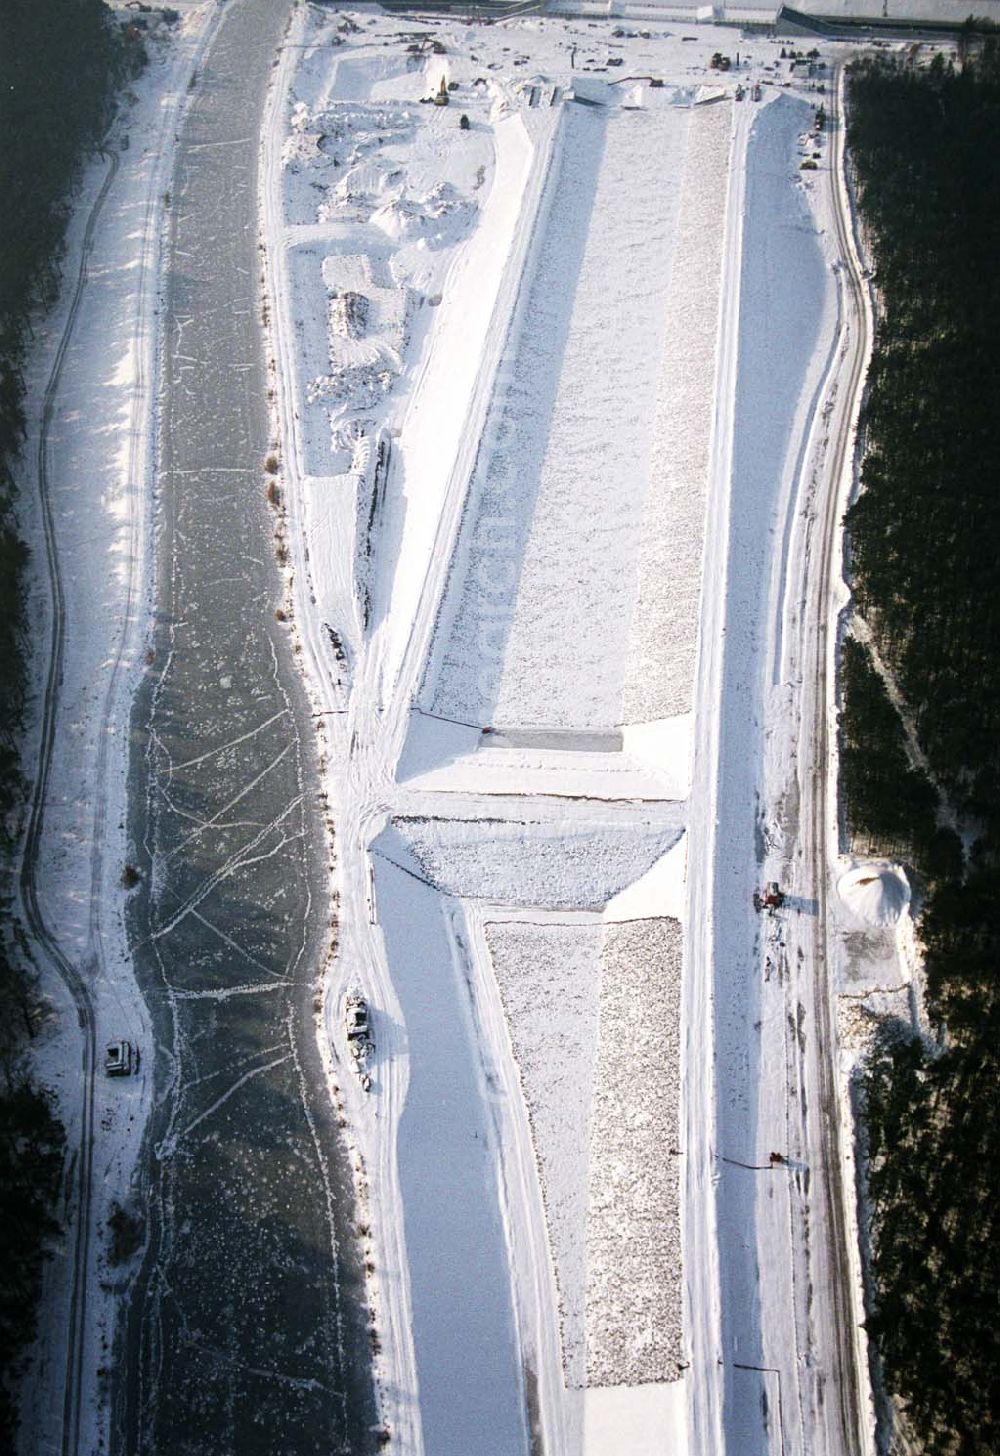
[21,0,933,1450]
[15,8,218,1453]
[260,9,886,1455]
[696,86,843,1453]
[590,0,1000,20]
[424,100,689,730]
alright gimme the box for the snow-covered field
[382,810,684,907]
[424,95,730,735]
[483,914,684,1393]
[22,0,927,1450]
[425,100,690,730]
[259,14,746,1449]
[485,919,603,1388]
[587,917,683,1387]
[624,101,731,723]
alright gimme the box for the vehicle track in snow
[20,16,226,1451]
[767,64,873,1456]
[801,64,872,1454]
[688,78,872,1456]
[18,148,120,1456]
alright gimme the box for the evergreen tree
[846,47,1000,1453]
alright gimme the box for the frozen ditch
[118,1,376,1450]
[373,857,527,1456]
[422,95,729,734]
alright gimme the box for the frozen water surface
[119,2,375,1451]
[376,861,527,1456]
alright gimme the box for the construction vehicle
[753,881,785,913]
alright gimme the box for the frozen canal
[713,94,830,1452]
[115,1,375,1451]
[375,859,527,1456]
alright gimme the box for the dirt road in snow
[791,67,872,1453]
[19,148,121,1456]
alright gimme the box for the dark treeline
[0,0,131,1441]
[841,38,1000,1455]
[838,637,951,874]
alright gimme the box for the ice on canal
[119,1,376,1451]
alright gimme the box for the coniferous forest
[0,0,129,1440]
[841,38,1000,1455]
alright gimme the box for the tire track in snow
[18,147,120,1456]
[801,66,873,1455]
